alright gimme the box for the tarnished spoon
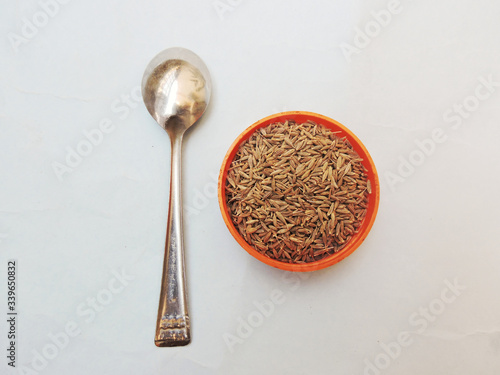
[142,47,211,347]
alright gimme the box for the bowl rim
[217,111,380,272]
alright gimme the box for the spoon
[142,47,211,347]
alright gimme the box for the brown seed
[225,120,370,264]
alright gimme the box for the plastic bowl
[218,111,380,272]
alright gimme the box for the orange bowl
[218,111,380,272]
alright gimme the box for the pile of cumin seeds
[225,120,371,264]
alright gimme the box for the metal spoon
[142,47,211,347]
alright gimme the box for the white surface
[1,0,500,374]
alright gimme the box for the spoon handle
[155,134,190,347]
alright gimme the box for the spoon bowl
[142,48,211,136]
[142,47,211,347]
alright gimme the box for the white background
[1,0,500,374]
